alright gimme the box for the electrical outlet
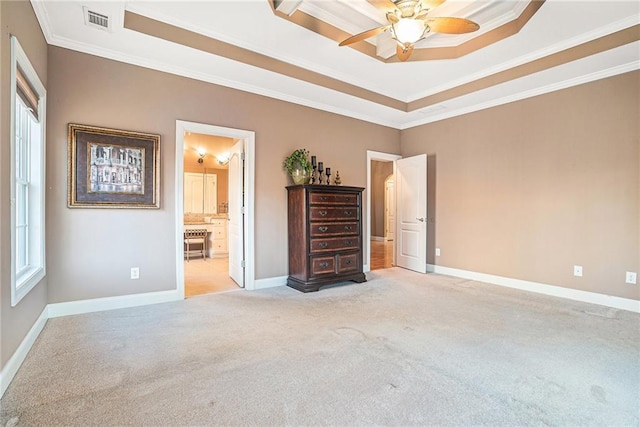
[435,248,441,257]
[573,265,583,277]
[626,271,637,285]
[130,267,139,280]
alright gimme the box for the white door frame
[175,120,256,297]
[366,150,402,272]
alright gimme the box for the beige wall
[0,0,49,366]
[401,71,640,300]
[371,161,393,237]
[46,46,400,303]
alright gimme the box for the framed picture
[68,124,160,208]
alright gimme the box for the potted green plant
[283,148,313,185]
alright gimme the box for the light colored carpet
[1,268,639,426]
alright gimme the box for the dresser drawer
[310,222,359,237]
[310,256,335,277]
[310,236,359,253]
[309,192,358,206]
[310,206,359,221]
[337,253,359,274]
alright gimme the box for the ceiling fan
[339,0,480,61]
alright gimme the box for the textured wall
[46,46,400,303]
[401,71,640,300]
[0,0,48,367]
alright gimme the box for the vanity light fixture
[197,148,206,164]
[217,152,230,166]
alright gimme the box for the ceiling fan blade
[424,17,480,34]
[421,0,447,11]
[367,0,399,12]
[339,25,390,46]
[396,43,414,61]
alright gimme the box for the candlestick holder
[311,166,317,184]
[325,168,331,185]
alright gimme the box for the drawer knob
[319,242,329,248]
[319,226,328,232]
[319,210,328,217]
[345,259,352,265]
[319,262,329,268]
[345,211,352,215]
[346,241,353,245]
[344,226,352,231]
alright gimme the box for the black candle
[318,162,323,172]
[311,156,317,167]
[326,167,331,176]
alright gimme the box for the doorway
[366,151,401,271]
[182,132,237,297]
[175,121,255,298]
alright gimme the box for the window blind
[16,66,39,120]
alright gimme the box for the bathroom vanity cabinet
[183,218,228,258]
[287,184,366,292]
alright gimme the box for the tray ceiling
[31,0,640,129]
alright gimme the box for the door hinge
[241,206,245,214]
[241,260,246,268]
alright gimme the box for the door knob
[416,217,425,222]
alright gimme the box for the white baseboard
[428,264,640,313]
[363,264,371,273]
[0,306,48,398]
[48,290,182,318]
[253,275,287,290]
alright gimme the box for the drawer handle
[318,210,328,217]
[319,226,328,232]
[320,196,327,201]
[319,242,329,248]
[346,240,353,245]
[344,211,352,216]
[319,262,329,268]
[344,226,353,231]
[345,260,352,265]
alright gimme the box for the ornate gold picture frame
[68,124,160,208]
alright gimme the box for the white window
[10,36,46,306]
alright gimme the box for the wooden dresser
[287,184,366,292]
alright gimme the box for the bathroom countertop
[184,215,228,225]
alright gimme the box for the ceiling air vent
[84,7,111,31]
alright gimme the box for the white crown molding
[407,14,640,103]
[428,264,640,313]
[28,0,640,130]
[124,3,395,100]
[41,31,404,128]
[30,0,55,44]
[401,60,640,129]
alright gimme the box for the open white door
[395,154,427,273]
[384,177,395,241]
[228,139,244,287]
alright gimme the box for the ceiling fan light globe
[392,18,426,44]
